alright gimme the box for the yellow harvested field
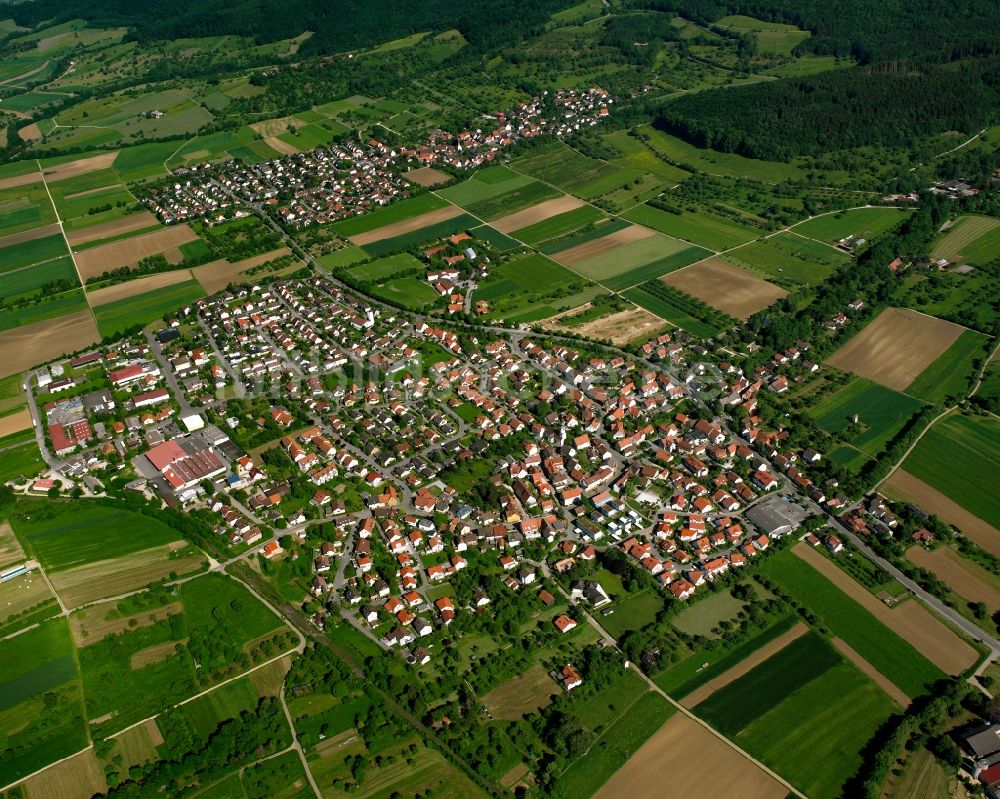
[23,747,107,799]
[17,123,41,142]
[884,470,1000,556]
[492,195,585,234]
[552,224,655,267]
[65,212,160,247]
[0,309,100,380]
[545,306,666,346]
[130,639,184,670]
[50,543,205,609]
[0,222,61,248]
[404,167,451,187]
[70,601,182,647]
[794,543,976,675]
[907,545,1000,611]
[826,307,965,391]
[43,151,119,182]
[0,520,27,569]
[349,205,464,246]
[0,571,54,621]
[87,270,193,307]
[594,712,787,799]
[264,136,299,155]
[684,623,807,707]
[481,664,558,719]
[830,638,909,707]
[0,170,42,191]
[74,225,199,280]
[0,408,32,437]
[191,247,291,294]
[662,258,788,320]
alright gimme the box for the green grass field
[0,618,88,786]
[539,218,631,254]
[360,212,478,257]
[464,181,562,221]
[0,289,90,333]
[110,141,179,181]
[180,675,260,738]
[10,502,182,571]
[347,252,422,281]
[904,413,1000,529]
[0,184,56,238]
[622,204,759,250]
[437,167,535,206]
[598,590,665,639]
[93,279,206,337]
[514,143,640,199]
[332,193,450,237]
[600,246,709,291]
[0,234,68,273]
[316,246,367,268]
[809,377,924,456]
[931,215,1000,265]
[905,330,990,403]
[792,206,911,244]
[369,276,439,308]
[476,252,590,321]
[0,256,78,300]
[736,659,897,799]
[670,589,747,638]
[760,550,944,696]
[624,285,720,337]
[509,205,606,245]
[724,233,847,285]
[46,168,133,222]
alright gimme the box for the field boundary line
[36,159,94,312]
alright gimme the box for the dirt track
[492,195,585,234]
[826,307,964,391]
[793,542,976,675]
[663,258,787,320]
[594,712,787,799]
[683,623,807,707]
[884,469,1000,556]
[552,224,654,266]
[0,309,100,379]
[349,205,463,245]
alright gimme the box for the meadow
[622,204,759,251]
[347,252,422,281]
[0,184,57,238]
[477,252,591,321]
[0,257,79,301]
[510,205,606,245]
[368,276,440,309]
[438,167,536,206]
[903,413,1000,529]
[0,233,67,273]
[331,194,449,238]
[904,329,990,403]
[670,588,748,638]
[808,377,924,456]
[760,550,944,697]
[724,233,846,285]
[791,206,911,243]
[931,215,1000,265]
[93,279,206,337]
[598,590,664,639]
[515,143,641,199]
[465,181,562,221]
[0,289,90,333]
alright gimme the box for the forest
[6,0,577,55]
[654,58,1000,161]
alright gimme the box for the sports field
[662,258,787,319]
[808,377,924,456]
[792,206,911,243]
[931,214,1000,265]
[826,307,966,391]
[622,204,758,250]
[902,413,1000,531]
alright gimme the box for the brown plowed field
[404,167,451,187]
[594,712,787,799]
[87,270,193,307]
[66,212,160,247]
[0,170,41,191]
[0,408,33,436]
[683,623,807,707]
[74,225,198,279]
[491,195,585,234]
[23,748,106,799]
[794,542,976,675]
[264,136,299,155]
[826,307,965,390]
[546,306,665,346]
[907,545,1000,611]
[349,205,463,245]
[0,223,61,248]
[0,309,100,379]
[662,258,788,319]
[552,224,654,267]
[884,470,1000,556]
[191,247,291,293]
[43,151,118,182]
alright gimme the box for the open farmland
[662,258,788,319]
[476,252,594,322]
[0,309,100,379]
[884,470,1000,556]
[551,224,655,267]
[904,329,990,403]
[404,167,451,186]
[901,413,1000,531]
[437,165,534,205]
[21,746,106,799]
[481,664,558,719]
[931,214,1000,264]
[907,545,1000,612]
[826,307,966,391]
[191,247,293,293]
[491,195,585,234]
[0,232,67,272]
[723,233,847,285]
[594,711,786,799]
[791,206,911,243]
[509,204,605,245]
[0,257,79,302]
[93,279,206,337]
[40,152,119,181]
[0,169,42,191]
[0,183,57,238]
[463,180,562,221]
[74,225,199,280]
[64,211,160,247]
[622,203,759,250]
[331,193,449,238]
[0,520,27,568]
[514,143,641,199]
[347,205,463,246]
[546,306,665,345]
[564,233,706,290]
[86,269,194,306]
[791,544,976,677]
[808,377,924,457]
[624,285,721,338]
